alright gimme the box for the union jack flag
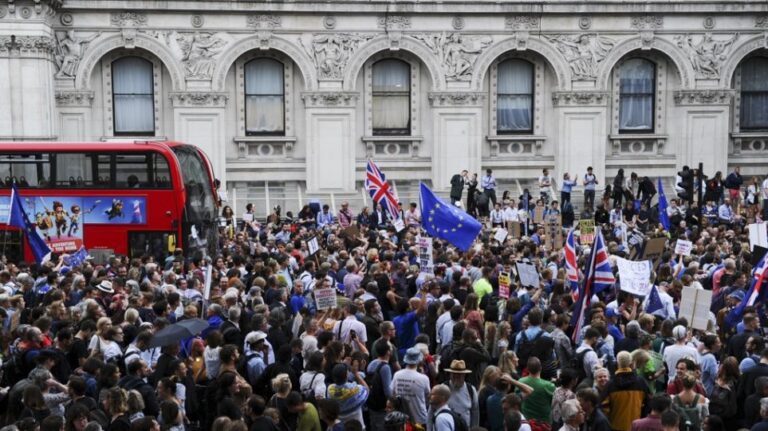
[726,253,768,329]
[366,160,400,220]
[565,228,580,301]
[571,229,615,344]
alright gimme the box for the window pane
[115,154,149,188]
[741,93,768,129]
[114,95,154,134]
[245,59,284,95]
[55,153,93,187]
[245,96,285,133]
[619,59,654,131]
[153,153,171,188]
[497,60,533,94]
[0,154,50,187]
[373,60,410,93]
[373,95,410,130]
[498,95,532,131]
[113,57,153,94]
[620,58,654,94]
[741,57,768,92]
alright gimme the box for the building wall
[1,0,767,214]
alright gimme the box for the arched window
[740,57,768,130]
[244,58,285,135]
[372,59,410,135]
[619,58,655,133]
[497,59,534,134]
[112,57,154,136]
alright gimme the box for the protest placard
[616,257,652,296]
[393,218,406,232]
[507,221,521,239]
[498,272,511,299]
[579,219,595,245]
[749,222,768,251]
[242,213,253,223]
[307,236,320,256]
[516,261,540,288]
[675,239,693,256]
[637,237,666,270]
[418,236,434,275]
[494,228,508,244]
[679,286,713,330]
[544,214,563,250]
[533,206,545,224]
[314,288,338,311]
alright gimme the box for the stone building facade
[1,0,767,214]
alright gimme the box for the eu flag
[657,177,671,231]
[8,184,51,263]
[646,285,664,315]
[419,183,481,251]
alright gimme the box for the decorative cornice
[378,15,410,30]
[110,12,147,27]
[757,16,768,28]
[0,35,54,56]
[169,92,229,108]
[301,92,358,108]
[247,14,281,29]
[551,91,609,106]
[505,16,540,30]
[428,92,485,107]
[631,15,664,30]
[578,16,592,30]
[673,89,734,105]
[55,90,94,107]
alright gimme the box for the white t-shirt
[539,175,553,193]
[391,367,431,425]
[663,343,700,381]
[88,335,122,362]
[299,370,327,400]
[503,207,519,222]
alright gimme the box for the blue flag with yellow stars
[419,182,482,251]
[8,184,51,263]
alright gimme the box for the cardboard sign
[675,239,693,256]
[679,286,713,331]
[749,222,768,251]
[507,221,521,239]
[616,257,652,297]
[494,228,508,244]
[579,219,595,245]
[393,218,406,232]
[498,271,511,299]
[533,206,545,224]
[340,225,360,238]
[544,214,563,250]
[307,236,320,256]
[314,288,338,311]
[242,213,254,223]
[515,261,540,288]
[637,237,667,270]
[418,236,434,275]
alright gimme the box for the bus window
[0,154,51,187]
[96,154,111,186]
[54,153,94,187]
[153,153,171,188]
[115,153,149,188]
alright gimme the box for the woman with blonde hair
[267,373,295,430]
[498,350,521,379]
[103,387,131,431]
[672,371,709,429]
[126,389,145,422]
[493,321,512,360]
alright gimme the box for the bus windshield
[172,146,216,221]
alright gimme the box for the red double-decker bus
[0,141,218,263]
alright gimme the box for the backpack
[518,330,557,379]
[366,361,389,411]
[0,347,29,387]
[237,352,258,384]
[570,347,591,382]
[709,381,737,418]
[434,409,469,431]
[672,394,702,431]
[302,371,323,406]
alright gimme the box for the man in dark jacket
[577,387,612,431]
[450,170,468,204]
[638,176,656,206]
[119,360,159,417]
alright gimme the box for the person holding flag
[366,159,401,221]
[570,229,615,345]
[418,183,482,251]
[564,228,580,301]
[725,252,768,330]
[8,184,51,263]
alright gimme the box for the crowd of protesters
[0,165,767,431]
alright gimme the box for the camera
[350,330,357,339]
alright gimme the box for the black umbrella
[148,318,209,348]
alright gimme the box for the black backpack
[434,409,469,431]
[302,371,322,406]
[570,347,591,382]
[237,352,259,385]
[518,330,556,378]
[672,394,702,431]
[366,361,389,411]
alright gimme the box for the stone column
[552,91,610,184]
[301,92,358,193]
[673,90,733,175]
[427,92,485,190]
[171,92,230,182]
[0,4,57,140]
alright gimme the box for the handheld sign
[393,218,406,232]
[616,257,652,297]
[418,237,434,275]
[674,239,693,257]
[307,236,320,256]
[679,286,713,331]
[507,221,521,239]
[242,213,254,223]
[515,261,540,288]
[749,222,768,251]
[498,272,511,299]
[314,288,338,311]
[494,228,508,244]
[579,219,595,245]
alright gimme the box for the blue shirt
[366,359,393,399]
[481,175,496,190]
[317,211,334,227]
[700,351,718,395]
[562,180,577,193]
[393,311,420,357]
[246,352,266,387]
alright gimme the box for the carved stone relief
[756,16,768,28]
[579,17,592,30]
[673,89,733,105]
[169,92,228,107]
[191,15,204,28]
[301,33,374,80]
[428,92,485,107]
[413,33,492,81]
[301,92,358,108]
[452,16,465,30]
[505,16,540,30]
[551,91,609,106]
[630,16,663,30]
[110,12,147,27]
[146,30,230,79]
[247,15,281,29]
[0,35,54,56]
[55,90,94,107]
[54,31,100,79]
[543,34,615,80]
[675,33,738,79]
[60,12,73,26]
[378,16,410,30]
[323,16,337,30]
[703,17,716,30]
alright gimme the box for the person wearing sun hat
[391,347,431,426]
[444,359,479,427]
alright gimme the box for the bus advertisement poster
[82,197,147,225]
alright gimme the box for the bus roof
[0,140,188,152]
